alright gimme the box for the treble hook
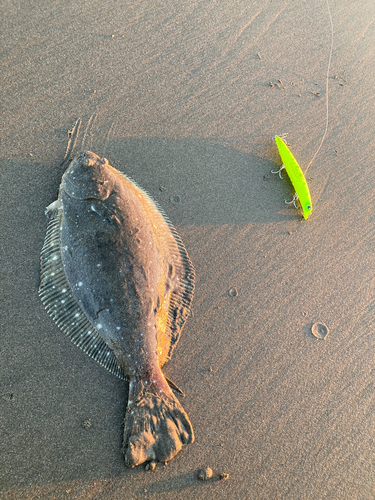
[271,164,285,179]
[285,192,299,209]
[273,133,288,142]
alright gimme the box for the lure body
[275,135,313,219]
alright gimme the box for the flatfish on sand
[39,151,195,468]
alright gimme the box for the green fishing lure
[273,135,313,220]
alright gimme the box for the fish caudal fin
[123,378,194,468]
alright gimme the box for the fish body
[39,151,195,467]
[274,135,313,219]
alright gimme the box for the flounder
[39,151,195,468]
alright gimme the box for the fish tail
[123,376,194,468]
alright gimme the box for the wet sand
[1,1,375,498]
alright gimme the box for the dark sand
[1,0,375,498]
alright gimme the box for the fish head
[60,151,114,201]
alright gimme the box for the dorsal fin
[113,168,195,364]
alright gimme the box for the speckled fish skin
[39,151,195,468]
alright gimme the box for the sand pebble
[311,323,329,340]
[219,472,229,480]
[198,467,213,480]
[228,286,238,297]
[82,419,92,429]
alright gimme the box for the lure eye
[306,205,312,210]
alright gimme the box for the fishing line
[306,0,333,172]
[272,1,334,219]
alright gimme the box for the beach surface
[1,1,375,498]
